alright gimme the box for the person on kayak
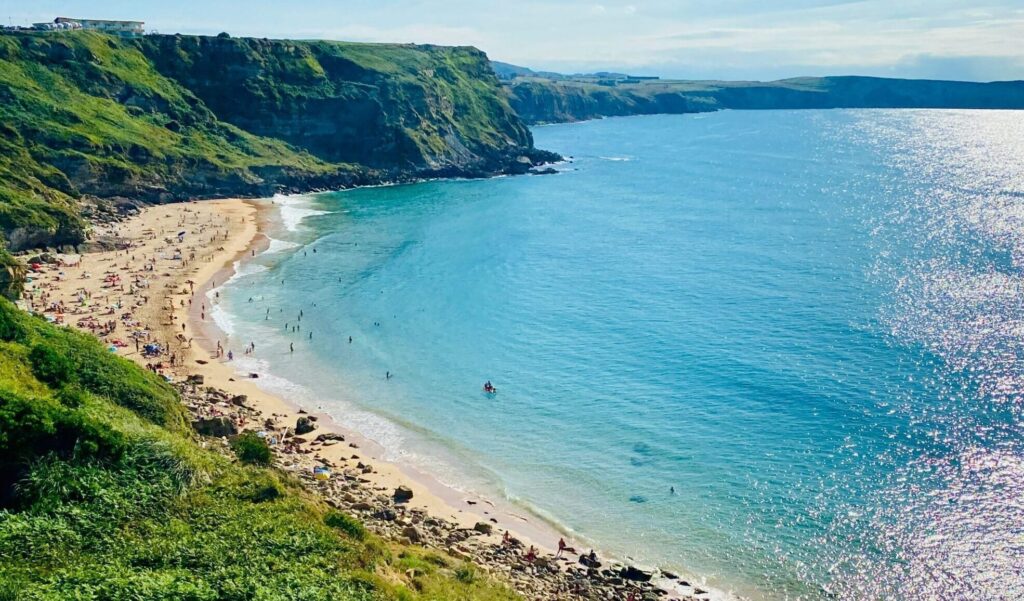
[483,381,495,393]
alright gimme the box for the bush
[230,431,271,466]
[56,384,87,408]
[324,510,366,540]
[28,344,72,386]
[0,299,25,341]
[455,564,477,584]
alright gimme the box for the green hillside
[0,31,554,251]
[0,297,518,600]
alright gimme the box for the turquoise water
[217,110,1024,600]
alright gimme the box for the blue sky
[4,1,1023,81]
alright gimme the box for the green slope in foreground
[0,297,517,601]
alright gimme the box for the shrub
[0,300,25,341]
[28,344,72,386]
[324,510,366,540]
[230,431,271,466]
[56,384,87,408]
[455,564,477,584]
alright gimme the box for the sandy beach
[19,198,708,601]
[21,198,533,534]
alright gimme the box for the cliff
[0,31,554,251]
[504,74,1024,124]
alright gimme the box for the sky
[4,1,1023,81]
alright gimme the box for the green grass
[0,297,520,600]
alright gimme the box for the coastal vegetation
[0,296,520,600]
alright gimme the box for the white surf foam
[274,194,330,232]
[207,301,235,336]
[265,237,301,254]
[233,259,269,277]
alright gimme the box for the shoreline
[19,196,729,601]
[191,198,570,554]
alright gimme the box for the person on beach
[503,531,512,546]
[524,546,537,563]
[557,537,567,557]
[290,343,294,353]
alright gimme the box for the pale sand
[21,198,564,555]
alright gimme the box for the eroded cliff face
[134,35,548,176]
[0,31,555,251]
[0,249,25,300]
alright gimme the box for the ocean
[214,109,1024,600]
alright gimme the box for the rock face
[136,35,550,176]
[0,250,25,300]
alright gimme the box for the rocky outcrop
[0,249,25,300]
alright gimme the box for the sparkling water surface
[218,110,1024,600]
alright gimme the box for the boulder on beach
[229,394,247,406]
[402,525,424,543]
[473,522,493,535]
[295,416,316,435]
[393,485,414,502]
[621,566,653,582]
[191,417,237,437]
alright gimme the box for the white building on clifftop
[35,17,145,36]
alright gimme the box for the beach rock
[375,508,397,521]
[402,525,424,543]
[473,522,494,535]
[621,566,653,582]
[393,485,414,502]
[229,394,247,406]
[315,432,344,442]
[295,416,316,434]
[186,374,204,385]
[191,416,237,437]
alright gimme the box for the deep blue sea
[215,110,1024,600]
